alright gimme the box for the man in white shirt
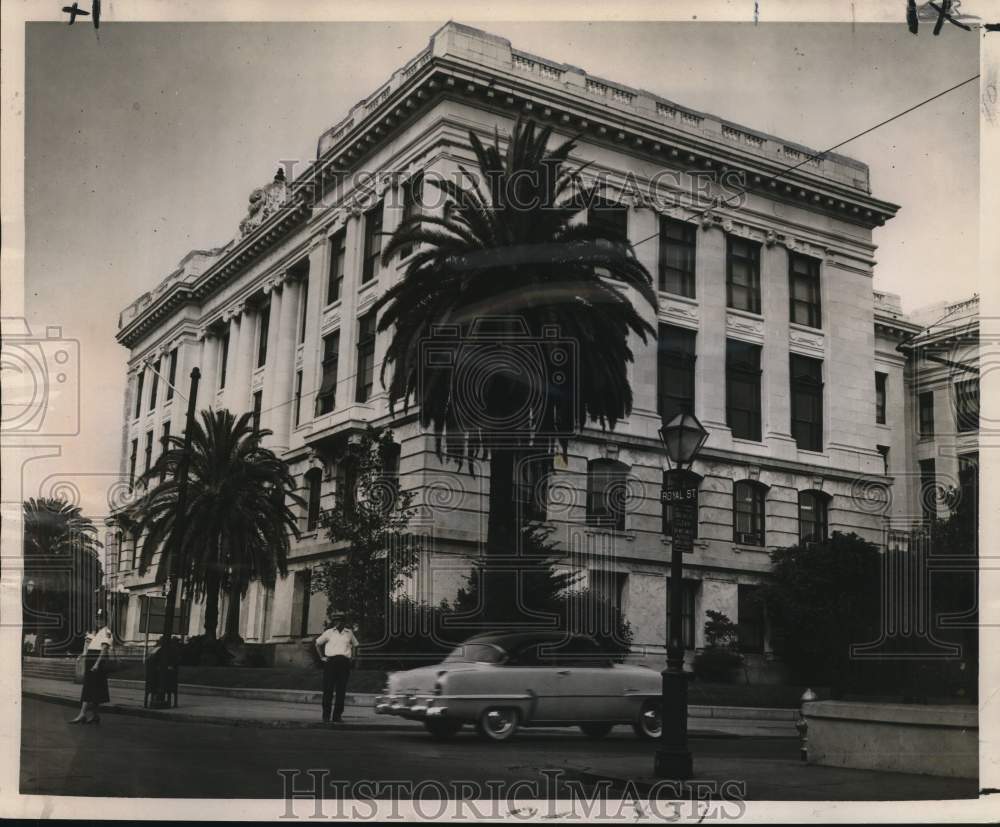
[314,613,359,723]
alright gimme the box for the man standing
[315,613,358,723]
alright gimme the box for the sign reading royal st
[661,469,700,554]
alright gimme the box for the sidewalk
[21,675,795,736]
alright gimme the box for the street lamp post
[654,412,709,780]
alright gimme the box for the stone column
[696,223,729,434]
[300,239,333,421]
[196,332,219,412]
[763,242,795,458]
[267,277,299,452]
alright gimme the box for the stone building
[107,22,936,675]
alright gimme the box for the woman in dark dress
[70,618,112,724]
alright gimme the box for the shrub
[693,646,744,683]
[179,635,235,667]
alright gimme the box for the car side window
[545,636,613,668]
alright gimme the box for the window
[166,349,178,401]
[294,370,303,427]
[305,469,322,531]
[658,217,696,297]
[788,253,822,328]
[252,390,263,432]
[298,274,310,344]
[737,584,765,654]
[160,422,171,482]
[798,490,829,544]
[661,470,700,539]
[134,370,145,419]
[918,390,934,436]
[398,173,423,259]
[790,354,824,452]
[316,331,340,415]
[291,569,312,638]
[657,324,696,426]
[219,333,230,389]
[587,198,629,241]
[144,430,154,474]
[877,444,890,475]
[361,201,384,284]
[726,340,762,441]
[586,458,628,531]
[514,453,551,523]
[875,372,887,424]
[355,311,377,403]
[257,303,271,368]
[336,456,358,517]
[148,365,159,411]
[129,438,138,487]
[919,458,937,523]
[666,579,697,649]
[726,236,761,314]
[327,229,346,305]
[959,452,979,520]
[376,441,401,515]
[955,379,979,433]
[733,480,766,546]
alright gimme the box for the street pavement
[19,693,979,802]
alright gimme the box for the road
[20,697,794,801]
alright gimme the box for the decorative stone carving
[238,168,289,237]
[603,443,620,461]
[746,465,761,482]
[306,448,329,479]
[662,301,699,325]
[726,312,765,340]
[765,230,778,247]
[789,327,825,357]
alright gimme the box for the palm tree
[128,409,303,640]
[375,118,656,619]
[23,498,103,648]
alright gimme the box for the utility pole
[162,367,201,639]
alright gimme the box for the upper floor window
[398,173,423,260]
[875,372,888,424]
[316,331,340,416]
[144,430,154,474]
[166,348,178,401]
[918,390,934,437]
[733,480,766,546]
[305,468,322,531]
[134,370,145,419]
[586,458,628,532]
[657,324,696,426]
[252,390,263,432]
[327,229,346,305]
[514,453,551,523]
[218,332,230,390]
[798,490,830,545]
[148,363,159,411]
[658,217,697,297]
[726,236,761,314]
[298,274,310,345]
[790,354,824,452]
[355,311,377,403]
[726,339,762,442]
[257,302,271,368]
[362,201,384,284]
[955,378,979,433]
[788,253,822,328]
[294,370,303,427]
[129,438,138,487]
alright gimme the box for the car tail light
[434,670,447,695]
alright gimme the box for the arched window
[305,468,323,531]
[515,452,551,523]
[733,480,767,546]
[798,490,830,545]
[662,470,702,539]
[587,459,629,531]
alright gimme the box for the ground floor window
[666,578,697,649]
[737,584,765,654]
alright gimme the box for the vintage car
[374,631,663,742]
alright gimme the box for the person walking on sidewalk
[70,615,112,725]
[315,614,358,723]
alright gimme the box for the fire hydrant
[796,687,817,762]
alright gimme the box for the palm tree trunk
[484,447,518,622]
[203,570,221,640]
[224,591,241,641]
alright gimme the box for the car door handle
[557,670,571,676]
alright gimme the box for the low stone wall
[802,700,978,779]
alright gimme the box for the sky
[22,20,980,517]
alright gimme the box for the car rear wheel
[476,707,520,742]
[579,722,614,739]
[632,699,662,740]
[424,719,463,740]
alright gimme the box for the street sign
[662,469,700,554]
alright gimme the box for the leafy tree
[758,531,881,687]
[374,117,656,617]
[693,610,744,684]
[22,497,104,652]
[127,409,303,641]
[312,427,420,643]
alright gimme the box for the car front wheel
[579,722,614,739]
[632,700,662,740]
[424,719,463,740]
[476,707,520,742]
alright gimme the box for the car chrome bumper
[374,694,448,720]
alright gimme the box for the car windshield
[443,643,505,664]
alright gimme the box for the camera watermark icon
[1,318,80,436]
[418,317,578,450]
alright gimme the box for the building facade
[109,23,974,674]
